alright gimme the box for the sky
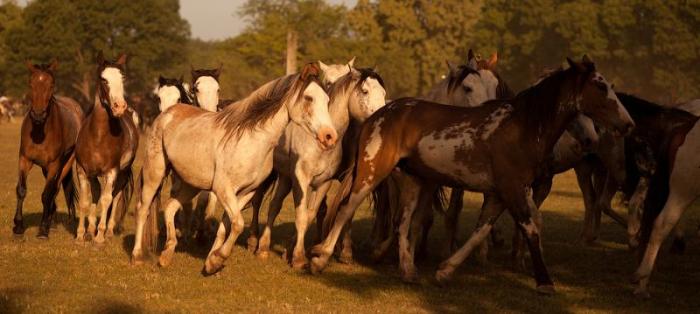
[179,0,357,41]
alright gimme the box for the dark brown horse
[74,52,138,243]
[14,60,84,238]
[311,56,635,294]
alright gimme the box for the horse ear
[487,52,498,69]
[348,56,356,67]
[300,62,320,80]
[214,63,222,78]
[158,75,166,85]
[116,53,127,66]
[179,75,184,83]
[467,49,475,62]
[49,59,59,72]
[318,61,329,72]
[566,57,586,72]
[26,60,36,72]
[581,54,595,72]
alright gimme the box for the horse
[632,103,699,297]
[190,65,221,112]
[318,57,355,87]
[131,63,338,275]
[310,56,635,294]
[74,52,139,243]
[14,60,83,238]
[245,66,386,269]
[156,75,193,111]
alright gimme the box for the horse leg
[13,156,32,235]
[444,188,464,254]
[203,190,255,275]
[288,168,313,269]
[307,180,332,243]
[598,174,627,227]
[75,166,91,242]
[58,154,77,222]
[257,176,292,258]
[633,189,694,297]
[395,174,425,282]
[512,177,552,271]
[37,161,62,239]
[94,169,117,244]
[627,177,650,249]
[574,163,598,244]
[87,177,101,239]
[247,189,265,252]
[194,191,218,243]
[669,221,686,254]
[159,182,199,267]
[131,151,168,264]
[107,190,123,238]
[435,194,504,284]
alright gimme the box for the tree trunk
[286,29,298,75]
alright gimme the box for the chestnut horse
[74,53,139,244]
[14,60,83,238]
[311,56,635,294]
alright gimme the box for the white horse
[248,66,386,269]
[131,63,338,275]
[319,57,355,86]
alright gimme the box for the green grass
[0,121,698,313]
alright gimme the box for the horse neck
[328,84,352,138]
[424,79,450,104]
[90,94,122,134]
[515,78,579,161]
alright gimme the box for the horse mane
[159,77,193,105]
[328,68,384,103]
[492,70,514,99]
[447,65,480,94]
[214,71,322,142]
[192,69,220,82]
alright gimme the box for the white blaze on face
[195,76,220,112]
[352,77,387,121]
[478,69,499,100]
[102,67,126,104]
[303,81,333,132]
[157,85,181,112]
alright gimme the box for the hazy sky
[180,0,357,41]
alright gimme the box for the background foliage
[0,0,697,105]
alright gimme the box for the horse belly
[414,133,493,191]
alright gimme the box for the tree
[2,0,190,102]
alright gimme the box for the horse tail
[370,177,399,243]
[61,167,79,220]
[141,168,164,254]
[113,167,134,233]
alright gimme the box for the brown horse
[14,60,84,238]
[74,52,138,243]
[311,56,635,294]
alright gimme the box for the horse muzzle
[317,127,338,150]
[29,109,48,124]
[111,101,128,117]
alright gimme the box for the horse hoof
[338,251,353,264]
[84,233,93,242]
[131,255,145,266]
[633,288,651,299]
[105,230,115,239]
[536,285,556,295]
[309,257,326,275]
[204,251,225,275]
[256,250,270,260]
[158,253,173,268]
[291,256,308,270]
[12,223,25,235]
[202,263,224,277]
[36,230,49,240]
[401,269,419,284]
[434,269,452,287]
[94,236,105,245]
[246,237,259,253]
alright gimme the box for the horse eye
[362,89,369,95]
[463,86,473,93]
[610,83,616,89]
[304,95,313,102]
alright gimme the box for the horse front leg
[289,169,312,269]
[159,181,199,267]
[75,165,91,242]
[203,189,256,275]
[395,174,427,283]
[257,176,292,259]
[444,188,464,254]
[37,161,62,239]
[574,163,598,244]
[306,180,332,244]
[94,169,117,244]
[13,156,33,235]
[627,177,650,249]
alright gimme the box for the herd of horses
[13,50,700,299]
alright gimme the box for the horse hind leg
[13,156,33,235]
[257,176,292,259]
[159,182,199,267]
[75,166,91,243]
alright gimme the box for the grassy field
[0,121,698,313]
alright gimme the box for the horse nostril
[325,133,333,141]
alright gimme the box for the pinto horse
[74,52,139,243]
[14,60,83,238]
[311,56,634,294]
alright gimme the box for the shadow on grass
[92,299,142,314]
[21,212,75,237]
